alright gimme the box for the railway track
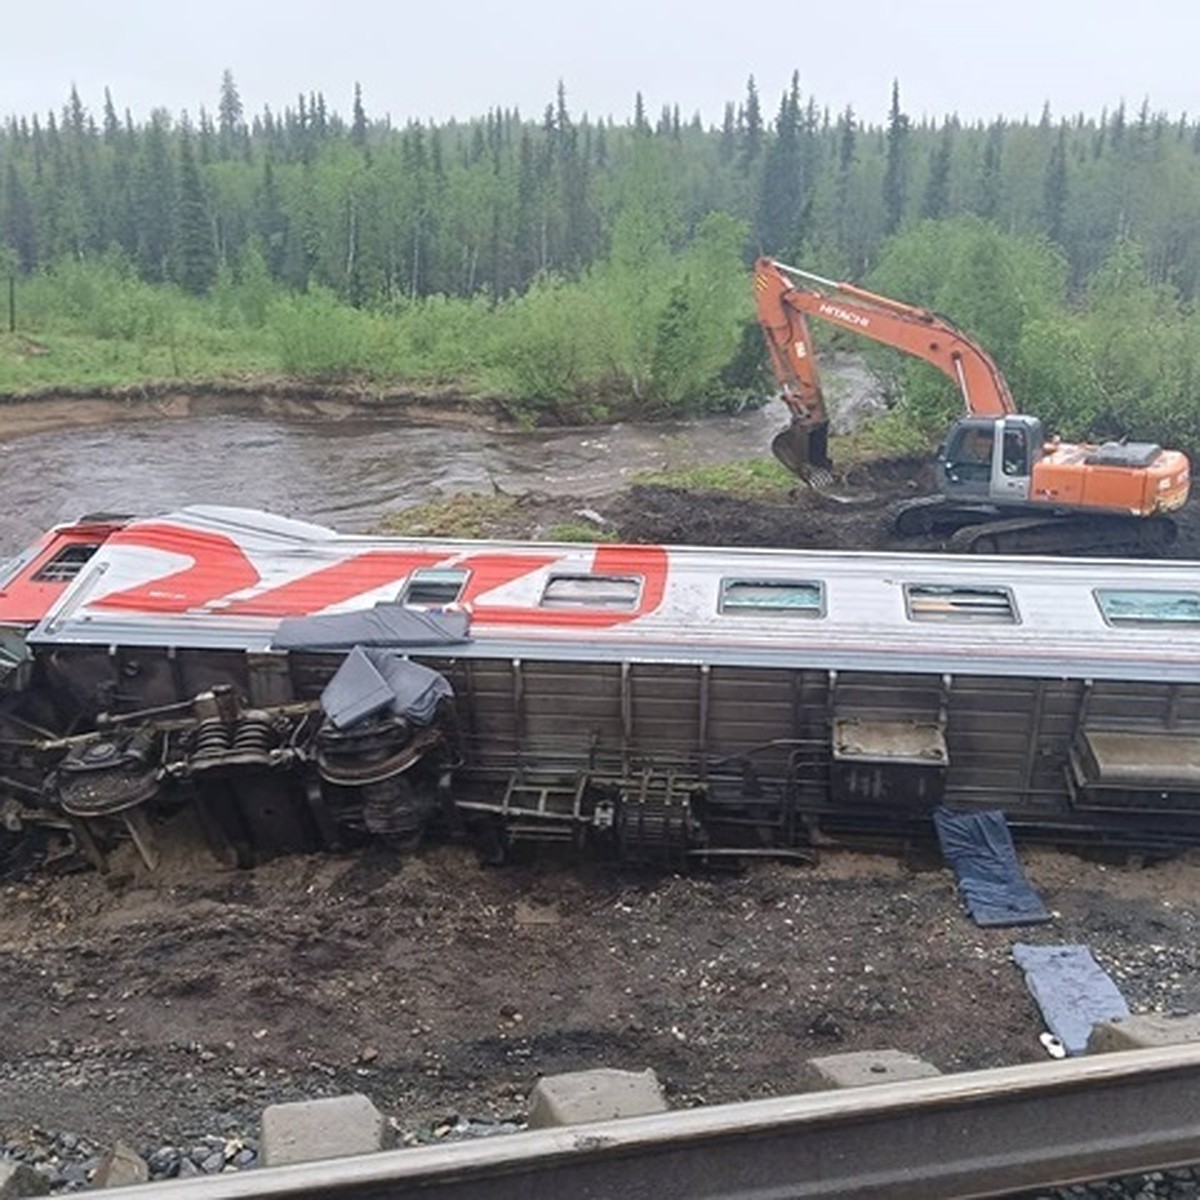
[92,1046,1200,1199]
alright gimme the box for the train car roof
[22,504,1200,684]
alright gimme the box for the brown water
[0,401,791,550]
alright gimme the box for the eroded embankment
[0,382,503,443]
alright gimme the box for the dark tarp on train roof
[933,808,1051,928]
[1011,943,1130,1056]
[272,604,471,652]
[320,646,453,729]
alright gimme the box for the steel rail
[100,1044,1200,1199]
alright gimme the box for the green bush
[269,287,371,379]
[20,256,181,341]
[863,218,1069,427]
[489,277,612,416]
[389,293,493,380]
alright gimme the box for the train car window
[541,574,641,609]
[31,544,101,584]
[720,579,824,615]
[905,584,1017,623]
[403,568,469,606]
[1095,588,1200,626]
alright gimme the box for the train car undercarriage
[5,637,1200,878]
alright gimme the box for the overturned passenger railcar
[2,505,1200,872]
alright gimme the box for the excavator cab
[938,415,1044,502]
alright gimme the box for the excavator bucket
[771,421,833,488]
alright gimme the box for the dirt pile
[607,473,1200,561]
[474,455,1200,559]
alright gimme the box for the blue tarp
[1011,943,1130,1056]
[933,808,1051,928]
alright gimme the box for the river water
[0,400,792,550]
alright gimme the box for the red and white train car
[3,505,1200,868]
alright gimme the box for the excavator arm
[753,257,833,477]
[753,257,1017,478]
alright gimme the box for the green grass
[378,493,522,539]
[543,520,619,543]
[830,411,940,465]
[0,327,278,394]
[632,457,798,499]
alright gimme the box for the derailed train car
[2,505,1200,873]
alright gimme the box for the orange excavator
[753,258,1192,554]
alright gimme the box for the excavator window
[1002,427,1028,477]
[947,426,994,483]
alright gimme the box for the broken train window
[720,579,824,615]
[540,575,641,609]
[1095,588,1200,626]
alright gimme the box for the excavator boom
[753,257,1016,477]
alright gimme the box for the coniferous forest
[2,73,1199,449]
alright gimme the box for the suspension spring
[193,719,232,758]
[233,712,274,754]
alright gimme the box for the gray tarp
[320,648,453,729]
[1011,943,1130,1056]
[933,808,1051,927]
[273,604,470,651]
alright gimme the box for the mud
[3,838,1199,1154]
[466,462,1200,562]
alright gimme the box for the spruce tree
[757,72,804,254]
[633,92,649,134]
[218,69,244,160]
[2,163,37,271]
[718,102,736,163]
[1042,124,1069,245]
[978,119,1004,220]
[176,120,217,294]
[739,76,763,167]
[921,121,953,219]
[133,111,176,282]
[255,157,288,280]
[351,83,368,150]
[102,88,121,144]
[882,80,909,233]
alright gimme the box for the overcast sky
[3,0,1197,131]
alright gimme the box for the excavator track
[891,495,1178,556]
[892,496,987,537]
[946,513,1177,556]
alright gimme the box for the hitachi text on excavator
[753,257,1191,554]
